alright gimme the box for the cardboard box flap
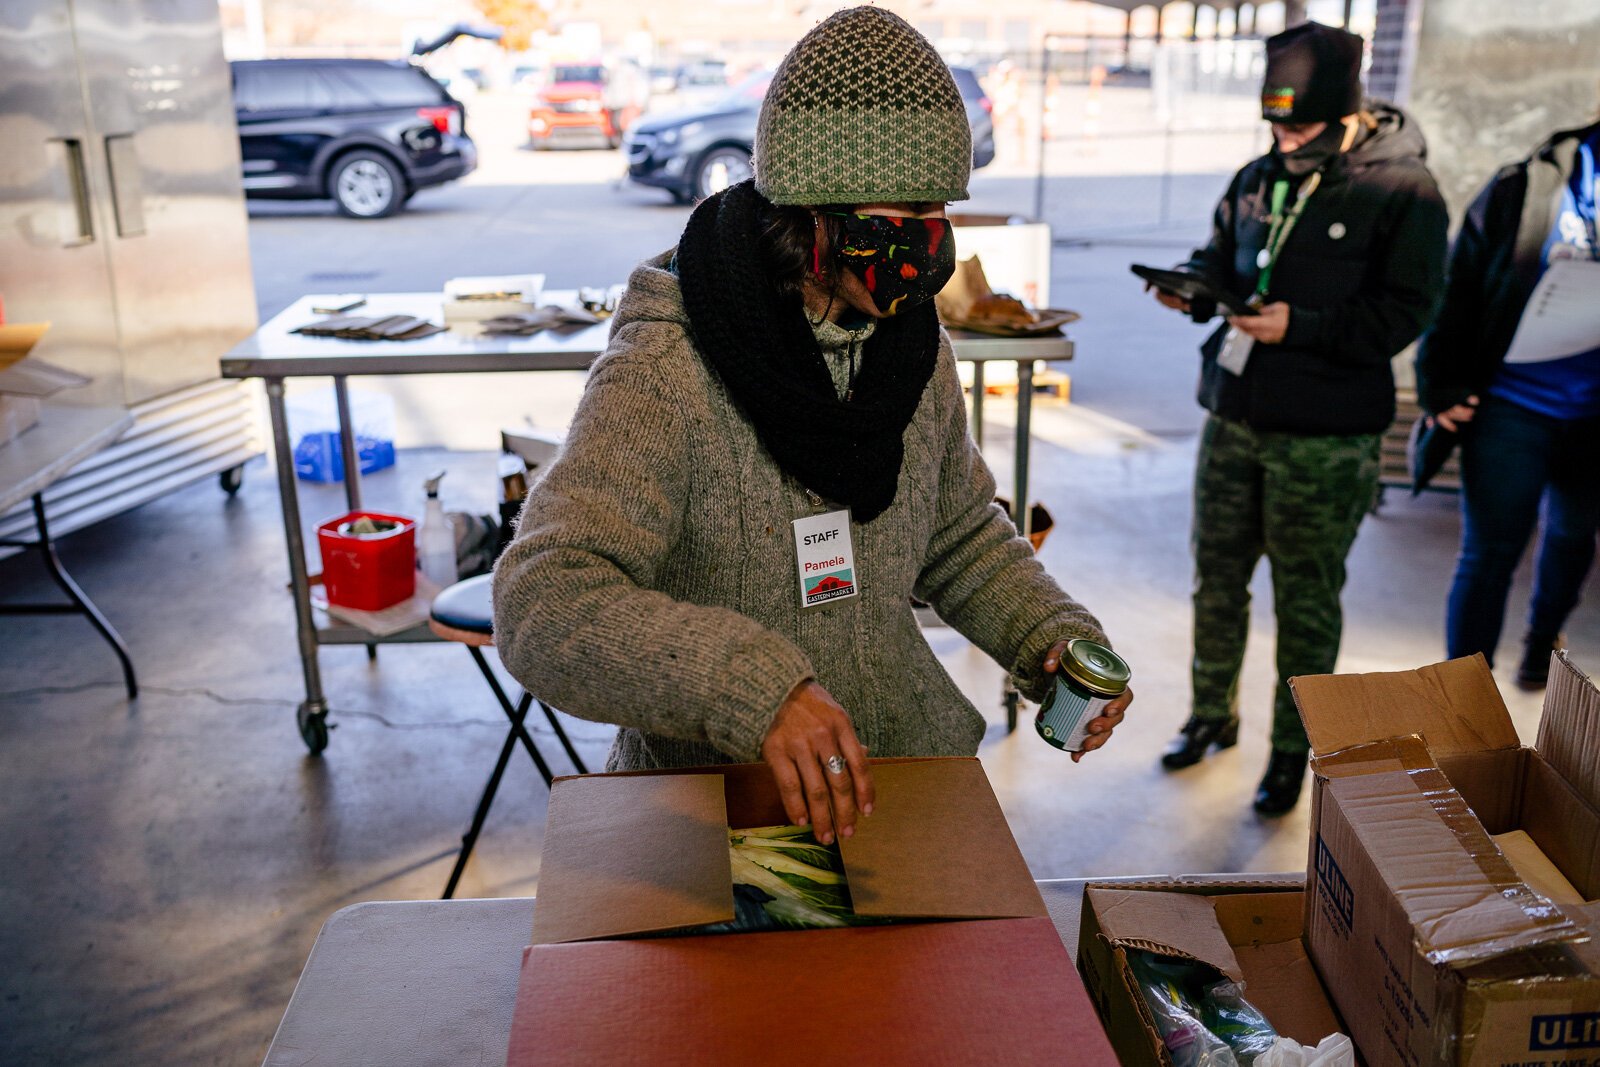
[1292,655,1519,759]
[1213,893,1346,1046]
[1537,653,1600,813]
[1329,770,1582,965]
[1085,887,1243,982]
[532,774,734,945]
[839,761,1046,920]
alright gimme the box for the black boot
[1161,716,1240,770]
[1515,634,1562,691]
[1253,749,1309,817]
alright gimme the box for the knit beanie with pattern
[754,6,971,206]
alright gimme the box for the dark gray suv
[232,59,477,218]
[624,66,995,204]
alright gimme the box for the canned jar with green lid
[1035,639,1131,752]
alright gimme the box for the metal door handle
[104,133,147,238]
[56,138,94,246]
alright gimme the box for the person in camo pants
[1149,22,1447,814]
[1190,422,1381,783]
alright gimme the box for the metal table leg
[1014,359,1034,535]
[332,376,376,661]
[266,378,330,754]
[1005,358,1038,734]
[0,494,139,699]
[970,360,985,448]
[332,375,362,511]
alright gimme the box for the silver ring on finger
[826,755,846,776]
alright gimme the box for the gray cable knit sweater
[491,253,1108,771]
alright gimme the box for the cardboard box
[505,757,1117,1066]
[946,214,1055,389]
[1291,653,1600,1067]
[1077,879,1345,1065]
[947,214,1052,311]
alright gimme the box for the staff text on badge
[792,509,859,608]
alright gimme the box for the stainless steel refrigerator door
[72,0,258,406]
[0,0,127,408]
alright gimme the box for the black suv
[231,59,477,218]
[624,66,995,204]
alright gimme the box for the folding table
[222,292,1073,752]
[0,402,137,696]
[261,873,1302,1065]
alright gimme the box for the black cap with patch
[1261,21,1364,123]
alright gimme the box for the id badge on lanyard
[793,492,858,609]
[1221,175,1316,377]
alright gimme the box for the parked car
[623,65,994,204]
[231,58,476,218]
[948,66,997,169]
[528,61,643,149]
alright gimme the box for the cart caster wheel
[1004,689,1021,734]
[298,701,330,755]
[219,464,245,497]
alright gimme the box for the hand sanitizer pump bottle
[418,470,456,590]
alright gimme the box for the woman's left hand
[1043,639,1132,763]
[1227,301,1290,344]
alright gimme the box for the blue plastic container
[294,431,396,483]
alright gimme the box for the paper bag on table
[935,255,1042,331]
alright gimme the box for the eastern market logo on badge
[1263,87,1296,118]
[804,568,856,605]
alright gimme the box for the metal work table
[222,292,1073,753]
[0,402,137,696]
[263,874,1296,1066]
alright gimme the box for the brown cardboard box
[1076,879,1344,1065]
[1292,653,1600,1067]
[504,757,1117,1066]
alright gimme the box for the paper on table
[1503,258,1600,364]
[312,574,442,636]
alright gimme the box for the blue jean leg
[1526,419,1600,640]
[1446,398,1554,664]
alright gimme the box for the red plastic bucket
[317,510,416,611]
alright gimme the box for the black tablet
[1131,265,1258,317]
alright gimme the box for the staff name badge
[793,509,858,608]
[1217,325,1254,376]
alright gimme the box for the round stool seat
[430,573,494,640]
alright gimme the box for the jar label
[1036,676,1112,752]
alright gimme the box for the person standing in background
[1149,23,1448,814]
[1415,116,1600,690]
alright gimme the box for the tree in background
[473,0,548,52]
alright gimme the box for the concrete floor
[2,391,1594,1065]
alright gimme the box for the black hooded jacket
[1415,120,1600,415]
[1184,102,1449,435]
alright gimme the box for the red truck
[528,61,641,149]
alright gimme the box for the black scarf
[675,180,939,523]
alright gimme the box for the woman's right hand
[1432,396,1479,432]
[1146,282,1191,314]
[761,679,874,846]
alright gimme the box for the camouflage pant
[1191,416,1380,753]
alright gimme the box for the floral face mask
[819,211,956,317]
